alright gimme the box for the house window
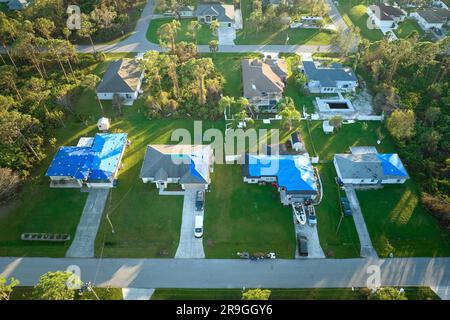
[228,23,232,27]
[360,179,364,183]
[126,94,132,99]
[397,179,401,182]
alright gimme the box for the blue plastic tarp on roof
[189,146,210,183]
[46,133,127,181]
[248,154,317,192]
[377,153,408,177]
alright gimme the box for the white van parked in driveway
[194,215,203,238]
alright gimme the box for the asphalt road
[1,257,449,289]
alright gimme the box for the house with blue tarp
[46,133,128,188]
[140,145,213,190]
[333,146,409,185]
[242,153,318,205]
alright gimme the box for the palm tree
[210,20,220,36]
[277,97,301,130]
[158,20,180,51]
[80,74,104,115]
[185,58,214,105]
[188,20,202,44]
[160,54,180,98]
[209,40,219,56]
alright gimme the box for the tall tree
[158,20,180,51]
[77,14,97,53]
[0,13,18,70]
[184,58,215,105]
[188,20,202,44]
[32,271,81,300]
[209,39,219,56]
[210,20,220,36]
[386,109,416,141]
[0,276,19,300]
[277,97,301,130]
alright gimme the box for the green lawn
[357,183,450,257]
[394,19,425,39]
[206,53,262,98]
[337,1,384,42]
[235,0,334,45]
[0,3,8,11]
[10,287,123,300]
[204,165,296,259]
[151,287,439,300]
[146,18,216,45]
[302,120,450,258]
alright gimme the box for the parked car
[307,206,317,226]
[195,191,204,211]
[194,215,203,238]
[340,197,352,216]
[297,235,308,257]
[292,202,306,225]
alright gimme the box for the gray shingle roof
[369,3,405,21]
[242,59,285,99]
[96,59,143,94]
[416,8,450,24]
[140,145,211,185]
[302,61,357,86]
[196,3,235,22]
[334,153,409,180]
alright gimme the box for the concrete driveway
[344,185,378,258]
[218,27,236,45]
[66,189,110,258]
[293,214,325,259]
[174,188,205,259]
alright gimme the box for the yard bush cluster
[141,47,225,120]
[357,36,450,222]
[9,0,147,44]
[0,12,105,177]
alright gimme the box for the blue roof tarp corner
[46,133,128,182]
[247,154,317,192]
[377,153,408,178]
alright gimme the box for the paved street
[175,189,205,259]
[1,257,449,289]
[344,186,378,258]
[65,189,110,258]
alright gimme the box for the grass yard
[357,183,450,257]
[302,120,450,258]
[204,165,296,258]
[151,287,439,300]
[337,1,384,42]
[235,0,334,45]
[394,19,425,39]
[146,18,216,45]
[10,287,123,300]
[206,53,262,98]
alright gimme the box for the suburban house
[177,5,195,17]
[6,0,29,10]
[96,59,144,106]
[196,2,235,27]
[367,3,406,30]
[242,153,318,205]
[46,133,128,188]
[301,61,358,93]
[333,146,409,185]
[411,8,450,31]
[140,144,214,191]
[242,58,287,112]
